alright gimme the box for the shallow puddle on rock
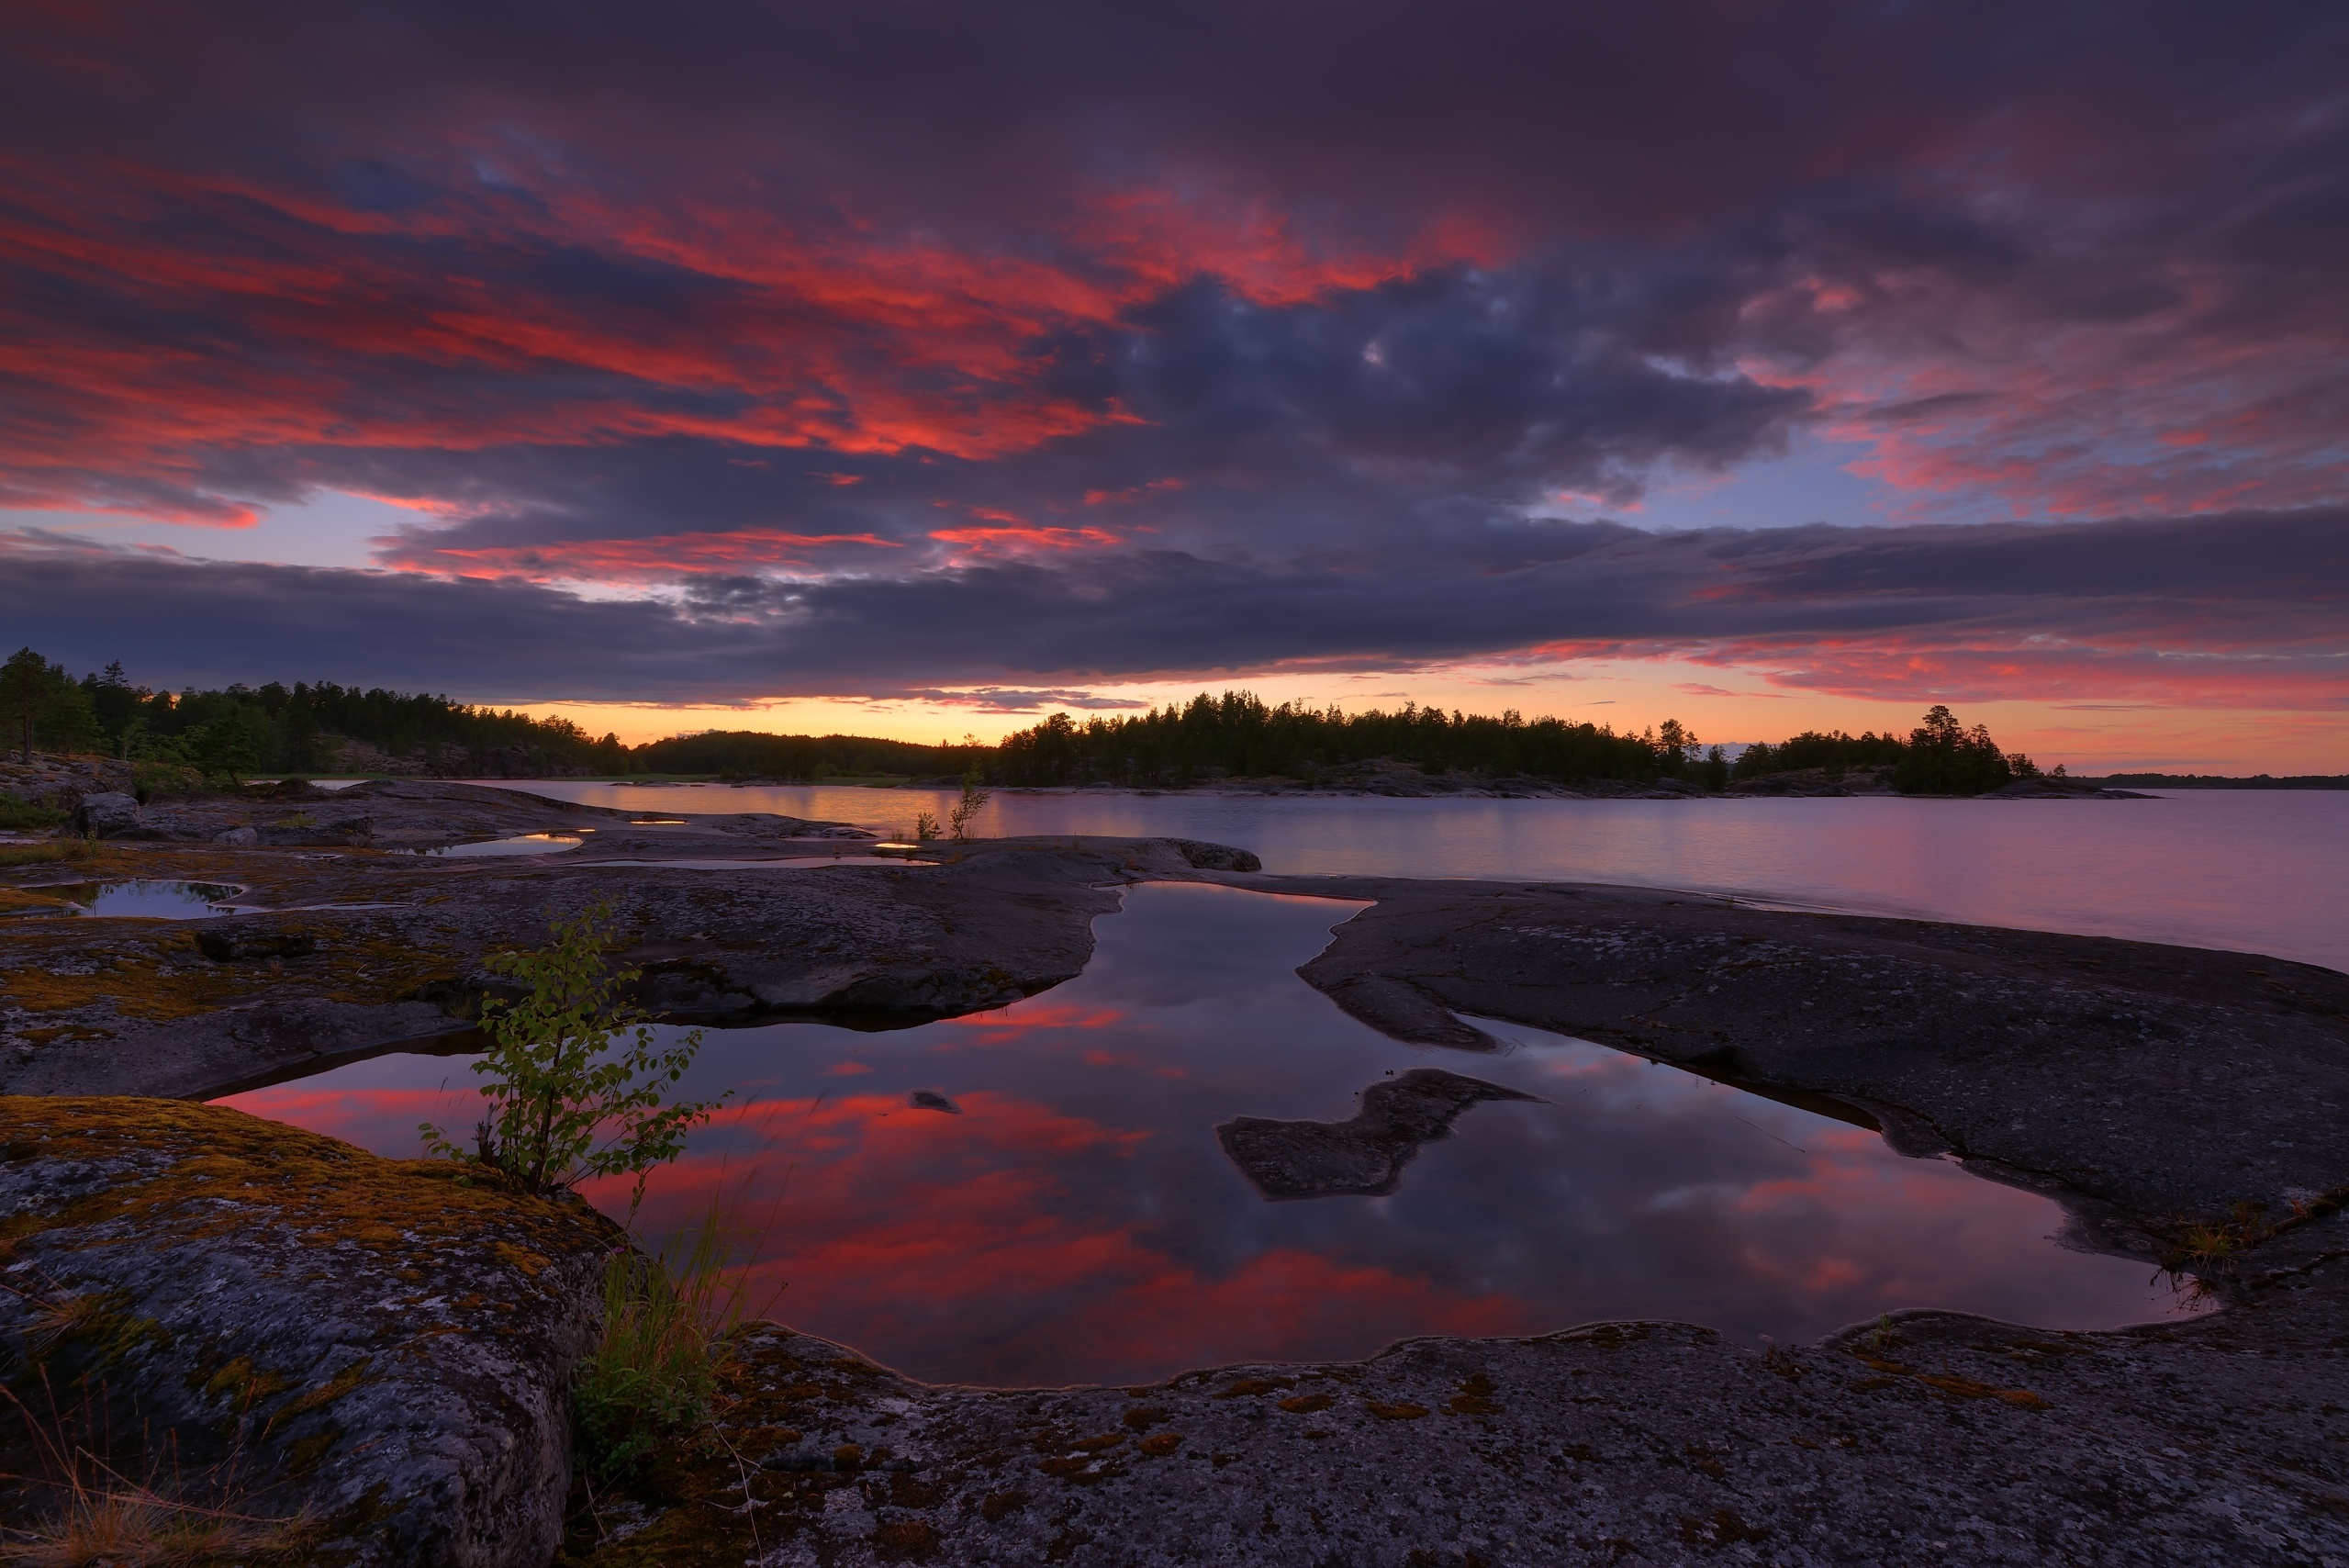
[590,857,904,869]
[413,833,584,858]
[220,881,2207,1387]
[59,879,242,918]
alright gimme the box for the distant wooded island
[3,646,2339,799]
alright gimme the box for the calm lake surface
[222,883,2201,1387]
[495,781,2349,971]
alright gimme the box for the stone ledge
[0,1097,614,1567]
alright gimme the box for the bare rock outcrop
[0,802,1249,1101]
[1273,874,2349,1243]
[0,1098,612,1567]
[67,790,140,836]
[0,755,136,812]
[557,1225,2349,1566]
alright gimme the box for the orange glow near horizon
[497,660,2344,775]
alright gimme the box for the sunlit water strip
[452,783,2344,971]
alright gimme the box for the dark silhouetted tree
[1892,705,2014,795]
[0,647,101,762]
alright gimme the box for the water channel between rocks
[218,881,2202,1387]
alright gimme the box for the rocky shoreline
[1,780,2343,1563]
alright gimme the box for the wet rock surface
[0,1097,612,1567]
[1216,1068,1538,1199]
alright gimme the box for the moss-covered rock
[0,1097,614,1566]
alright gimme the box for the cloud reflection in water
[219,882,2200,1385]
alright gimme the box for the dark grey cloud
[0,0,2342,697]
[3,510,2335,707]
[341,267,1811,574]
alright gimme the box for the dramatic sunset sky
[3,1,2343,768]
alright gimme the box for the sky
[1,1,2344,770]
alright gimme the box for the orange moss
[1914,1373,2049,1409]
[0,1098,610,1268]
[0,918,460,1027]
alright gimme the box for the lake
[492,781,2348,972]
[221,882,2204,1387]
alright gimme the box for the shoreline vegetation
[3,646,2341,803]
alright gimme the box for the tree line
[993,691,1728,788]
[1730,705,2042,795]
[990,693,2042,794]
[3,645,2048,797]
[0,648,627,779]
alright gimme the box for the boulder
[68,790,140,836]
[1166,837,1263,872]
[0,1098,611,1567]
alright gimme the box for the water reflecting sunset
[220,882,2200,1386]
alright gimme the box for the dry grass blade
[0,1481,318,1567]
[0,1373,317,1567]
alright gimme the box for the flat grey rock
[570,1217,2349,1565]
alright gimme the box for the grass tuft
[573,1194,771,1481]
[2163,1200,2271,1273]
[0,801,67,834]
[0,840,92,870]
[0,1485,318,1567]
[0,1379,317,1567]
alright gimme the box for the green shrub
[130,760,203,804]
[948,769,992,840]
[0,797,65,832]
[419,898,725,1204]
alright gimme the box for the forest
[991,691,1723,788]
[1729,707,2040,796]
[0,649,627,781]
[3,644,2050,797]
